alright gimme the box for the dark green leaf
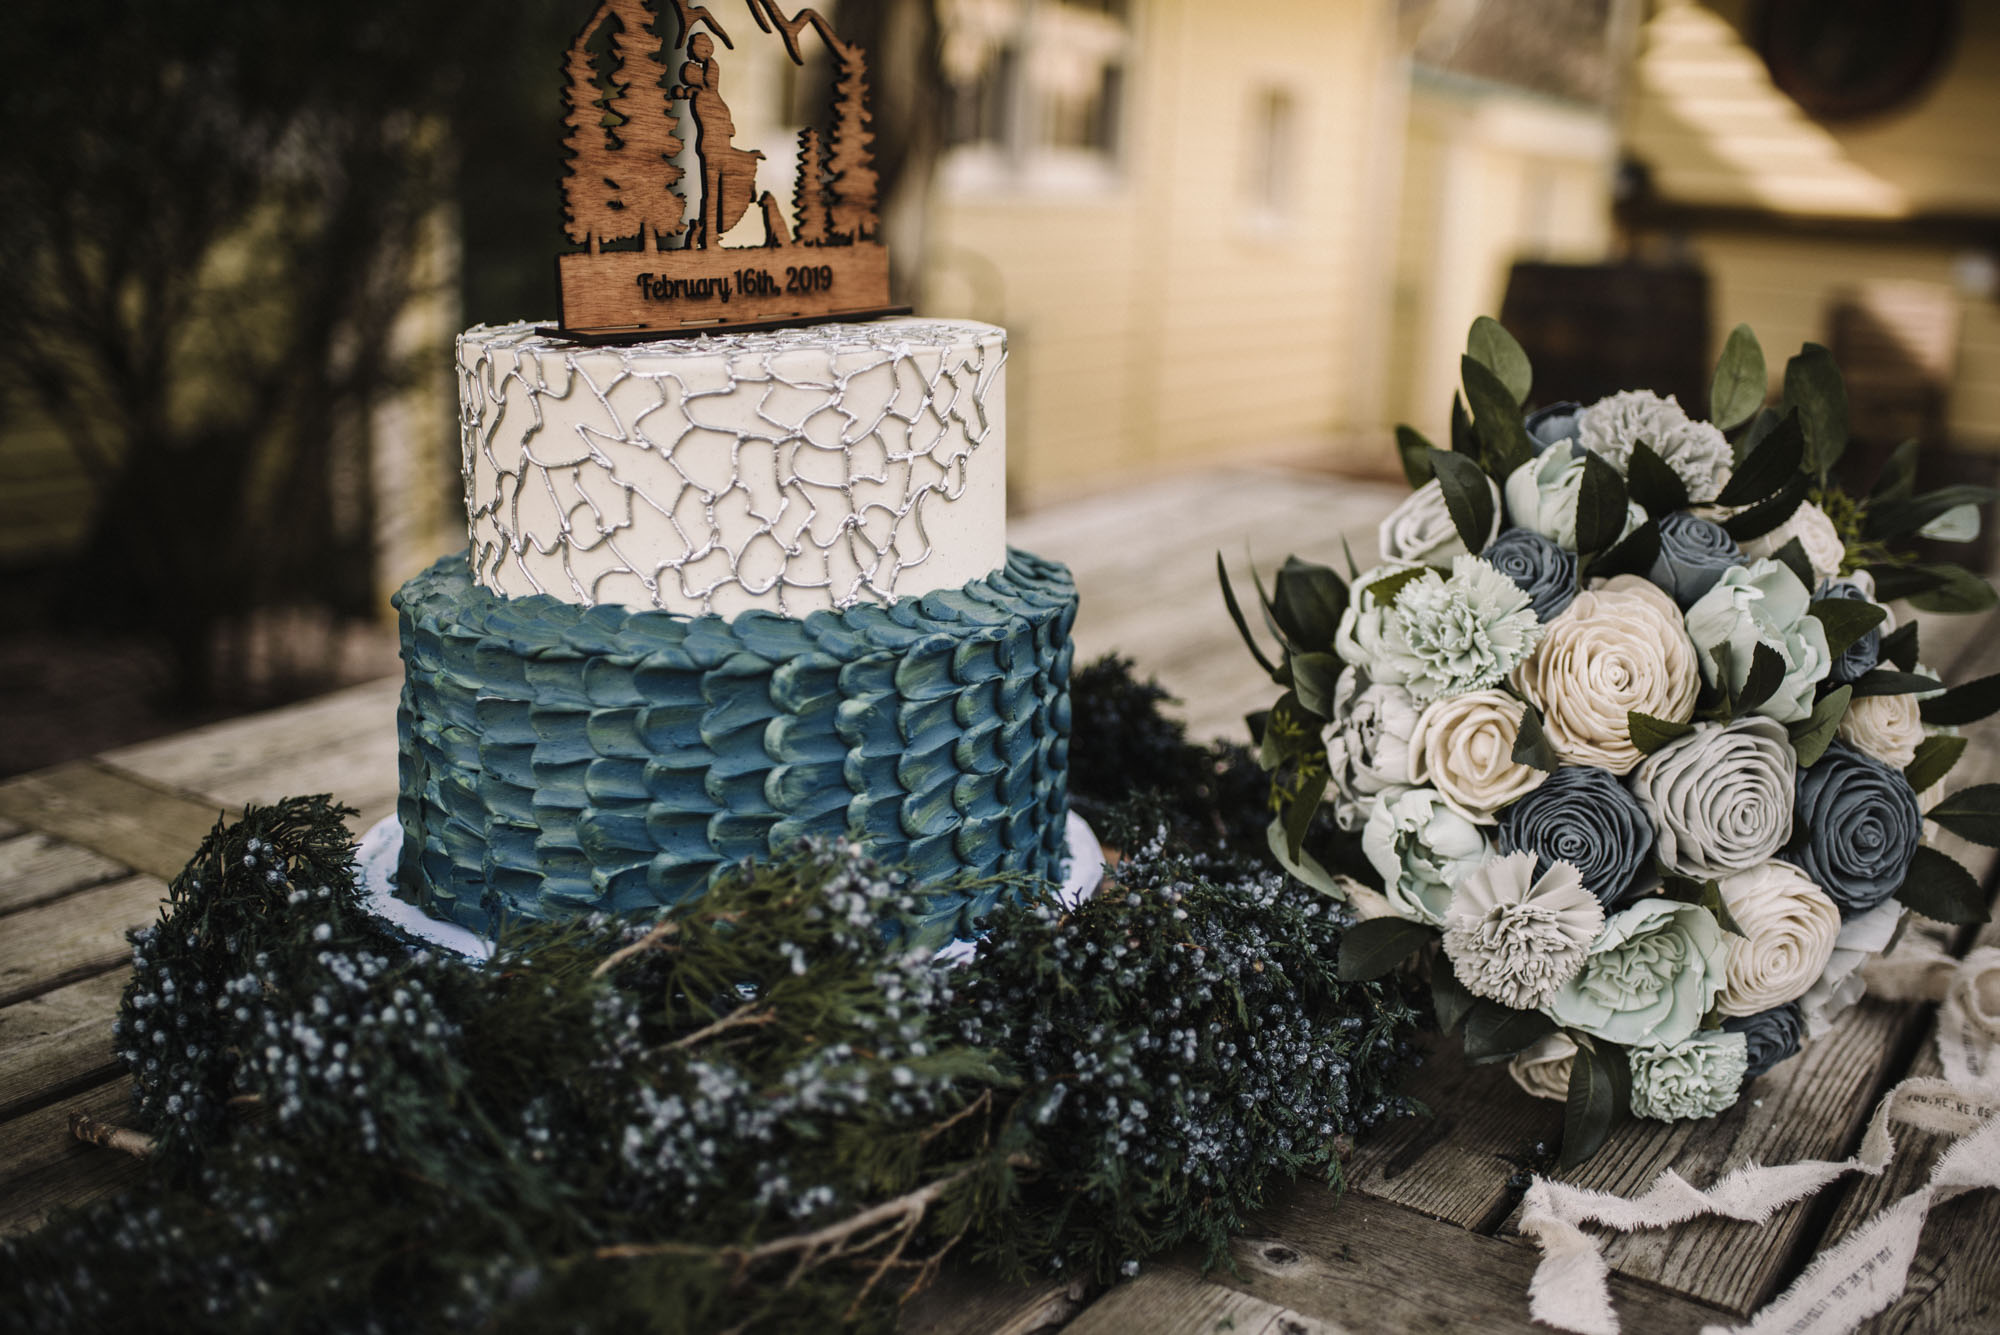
[1869,439,1919,505]
[1847,669,1943,698]
[1574,450,1629,555]
[1397,424,1436,488]
[1512,698,1559,772]
[1628,710,1695,755]
[1894,845,1991,924]
[1864,484,2000,541]
[1716,411,1804,508]
[1340,535,1361,580]
[1431,956,1476,1036]
[1589,516,1661,581]
[1731,642,1787,717]
[1258,691,1320,771]
[1921,671,2000,727]
[1906,564,1999,615]
[1290,653,1342,719]
[1430,447,1498,555]
[1244,708,1270,748]
[1784,343,1849,480]
[1700,879,1748,937]
[1769,536,1814,594]
[1462,1002,1557,1063]
[1336,916,1437,982]
[1723,473,1810,542]
[1560,1039,1631,1167]
[1925,784,2000,848]
[1468,315,1532,406]
[1625,440,1691,517]
[1880,620,1919,671]
[1658,873,1704,903]
[1451,391,1476,457]
[1867,562,1949,601]
[1273,557,1348,654]
[1283,768,1329,862]
[1265,816,1347,899]
[1708,323,1767,432]
[1789,684,1851,767]
[1904,733,1967,794]
[1734,406,1781,467]
[1367,565,1431,609]
[1461,356,1535,479]
[1217,554,1281,679]
[1809,598,1888,660]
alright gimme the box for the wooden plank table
[3,468,1996,1332]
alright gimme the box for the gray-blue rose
[1497,765,1655,907]
[1483,528,1578,622]
[1722,1003,1805,1081]
[1526,401,1581,453]
[1649,512,1745,608]
[1817,580,1882,684]
[1785,741,1922,916]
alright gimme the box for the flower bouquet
[1222,317,2000,1161]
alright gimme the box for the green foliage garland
[0,660,1421,1334]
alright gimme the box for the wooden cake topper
[554,0,906,340]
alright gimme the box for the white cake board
[356,810,1106,965]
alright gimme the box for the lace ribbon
[1516,945,2000,1335]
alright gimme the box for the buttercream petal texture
[1497,766,1655,907]
[1512,575,1699,774]
[393,549,1076,938]
[1442,851,1602,1010]
[1785,742,1923,917]
[1406,689,1550,822]
[1379,475,1501,564]
[1713,861,1841,1016]
[1836,692,1925,770]
[1630,717,1796,878]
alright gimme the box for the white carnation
[1442,851,1604,1011]
[1578,389,1733,498]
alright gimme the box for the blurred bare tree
[0,1,573,709]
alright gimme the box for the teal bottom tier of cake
[392,549,1076,938]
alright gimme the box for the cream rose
[1407,689,1551,823]
[1508,1032,1578,1102]
[1740,500,1847,585]
[1380,475,1501,564]
[1714,862,1842,1017]
[1512,575,1700,774]
[1836,692,1925,770]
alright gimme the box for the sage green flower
[1682,559,1832,725]
[1381,555,1544,702]
[1360,786,1494,926]
[1544,897,1728,1048]
[1628,1031,1750,1121]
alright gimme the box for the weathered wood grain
[1061,1261,1345,1335]
[0,875,164,1011]
[0,762,220,882]
[0,1079,141,1239]
[0,833,127,916]
[104,676,402,826]
[1344,1035,1563,1232]
[1184,1185,1727,1335]
[0,971,129,1125]
[898,1267,1089,1335]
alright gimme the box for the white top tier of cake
[458,318,1008,618]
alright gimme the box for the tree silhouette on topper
[555,0,901,338]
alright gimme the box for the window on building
[939,0,1132,192]
[1244,85,1300,225]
